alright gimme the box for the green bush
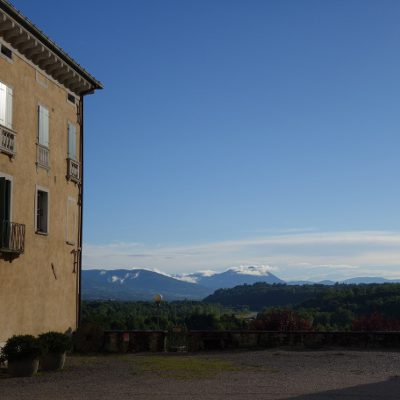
[38,332,72,354]
[0,335,43,362]
[73,323,104,353]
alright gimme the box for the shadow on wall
[285,377,400,400]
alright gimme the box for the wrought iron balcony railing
[0,221,25,255]
[67,157,80,182]
[37,144,50,169]
[0,125,16,156]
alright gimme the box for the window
[67,93,75,105]
[68,122,77,160]
[66,197,77,245]
[0,175,21,254]
[36,188,49,234]
[0,81,13,129]
[1,45,12,60]
[38,105,49,147]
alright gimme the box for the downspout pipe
[77,88,95,328]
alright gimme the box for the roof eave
[0,0,103,95]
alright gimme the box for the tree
[249,309,313,331]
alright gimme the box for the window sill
[35,231,48,236]
[66,241,75,246]
[36,162,50,171]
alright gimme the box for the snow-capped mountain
[82,269,212,301]
[82,266,285,301]
[173,270,218,284]
[174,265,284,290]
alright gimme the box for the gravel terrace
[1,350,400,400]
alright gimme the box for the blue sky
[13,0,400,279]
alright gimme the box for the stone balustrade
[100,330,400,354]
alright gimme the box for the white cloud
[196,270,218,277]
[230,265,278,276]
[173,269,218,283]
[174,275,198,284]
[83,230,400,280]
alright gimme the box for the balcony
[0,221,25,255]
[37,144,50,169]
[0,125,16,157]
[67,158,80,182]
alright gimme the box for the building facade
[0,1,102,344]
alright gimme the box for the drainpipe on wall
[76,94,84,329]
[77,88,94,329]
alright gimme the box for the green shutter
[0,177,11,221]
[0,177,11,248]
[0,177,7,223]
[5,179,10,221]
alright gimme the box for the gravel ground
[1,350,400,400]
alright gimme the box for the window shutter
[38,106,49,147]
[0,177,10,223]
[0,177,5,224]
[36,190,48,233]
[5,86,12,129]
[68,123,77,159]
[66,197,77,244]
[38,106,43,144]
[0,83,6,126]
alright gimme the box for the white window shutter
[68,123,77,159]
[38,106,43,144]
[5,86,13,129]
[38,105,49,147]
[0,83,6,127]
[66,197,77,244]
[44,108,49,147]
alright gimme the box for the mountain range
[82,269,211,301]
[173,265,284,289]
[82,266,400,301]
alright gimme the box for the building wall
[0,40,81,343]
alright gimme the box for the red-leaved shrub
[249,309,313,331]
[352,312,400,331]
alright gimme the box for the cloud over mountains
[83,230,400,281]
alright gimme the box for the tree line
[81,300,247,331]
[82,283,400,331]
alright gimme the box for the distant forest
[82,283,400,332]
[81,301,247,331]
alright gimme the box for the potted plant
[0,335,42,377]
[38,332,72,371]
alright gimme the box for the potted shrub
[0,335,42,377]
[38,332,72,371]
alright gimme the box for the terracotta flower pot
[8,358,39,377]
[40,352,66,371]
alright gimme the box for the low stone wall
[103,330,168,353]
[101,330,400,353]
[187,331,400,351]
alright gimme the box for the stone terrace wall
[103,331,168,353]
[187,331,400,351]
[101,330,400,353]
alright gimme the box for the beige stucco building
[0,1,102,344]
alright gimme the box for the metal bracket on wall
[51,262,57,280]
[71,248,80,273]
